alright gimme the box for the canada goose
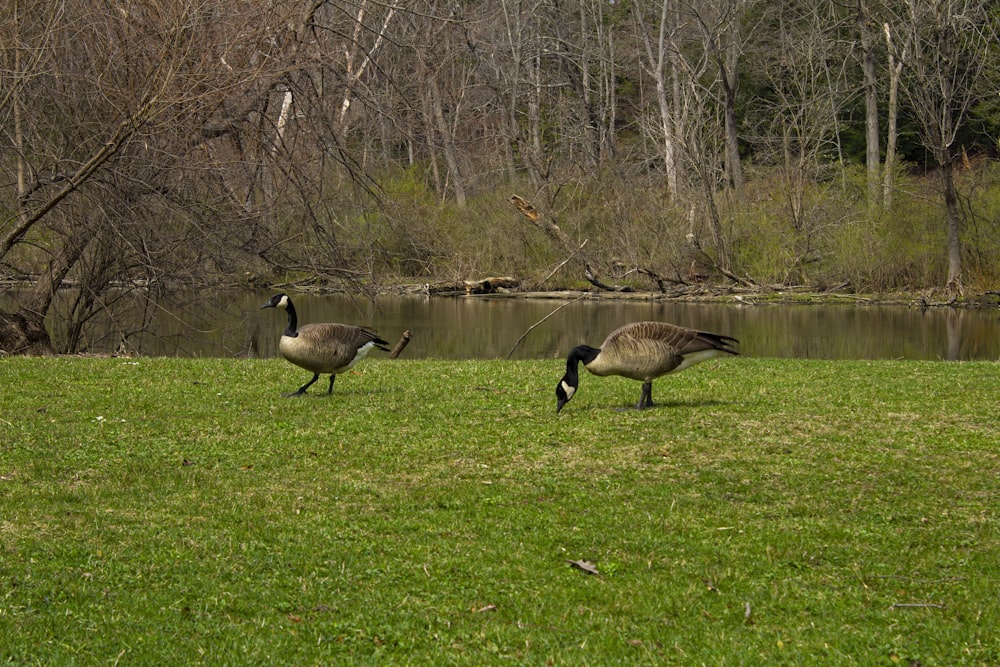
[555,321,738,413]
[260,293,390,396]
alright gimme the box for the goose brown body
[262,293,389,396]
[278,322,387,374]
[556,321,738,412]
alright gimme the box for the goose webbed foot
[285,373,319,397]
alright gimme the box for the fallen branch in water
[389,330,411,359]
[506,293,589,359]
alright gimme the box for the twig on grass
[506,293,589,359]
[874,575,966,584]
[889,603,944,610]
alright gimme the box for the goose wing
[605,321,736,352]
[282,324,388,373]
[597,322,736,380]
[302,323,389,350]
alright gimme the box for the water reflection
[2,290,999,360]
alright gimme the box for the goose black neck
[566,345,600,379]
[283,300,299,337]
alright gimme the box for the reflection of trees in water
[944,307,1000,362]
[654,303,997,362]
[3,292,997,362]
[946,309,961,362]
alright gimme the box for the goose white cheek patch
[561,381,576,400]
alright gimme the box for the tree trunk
[859,4,880,205]
[0,229,93,356]
[883,22,904,209]
[527,51,545,184]
[941,159,962,292]
[563,3,600,172]
[721,42,744,197]
[496,0,535,184]
[0,311,53,356]
[599,12,617,163]
[900,0,992,292]
[693,0,746,198]
[634,0,679,197]
[719,55,744,200]
[337,1,397,138]
[428,77,467,206]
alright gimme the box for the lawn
[1,356,997,665]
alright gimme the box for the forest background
[2,0,1000,354]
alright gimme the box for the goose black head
[260,293,289,310]
[555,345,598,413]
[555,375,577,413]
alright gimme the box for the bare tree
[0,0,375,353]
[899,0,996,292]
[633,0,684,197]
[467,0,548,187]
[687,0,749,198]
[552,0,620,170]
[409,6,472,206]
[2,0,232,352]
[742,1,854,283]
[337,0,398,138]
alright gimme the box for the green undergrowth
[1,357,998,665]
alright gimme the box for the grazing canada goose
[260,293,390,396]
[555,321,738,413]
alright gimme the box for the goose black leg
[637,381,654,409]
[286,373,320,397]
[326,374,336,394]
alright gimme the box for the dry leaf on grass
[567,559,599,575]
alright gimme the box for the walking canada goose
[261,293,390,396]
[555,321,738,413]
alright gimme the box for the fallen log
[509,194,631,292]
[427,276,519,295]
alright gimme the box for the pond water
[10,290,998,361]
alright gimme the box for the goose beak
[260,301,274,309]
[556,397,568,414]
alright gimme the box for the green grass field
[1,356,997,665]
